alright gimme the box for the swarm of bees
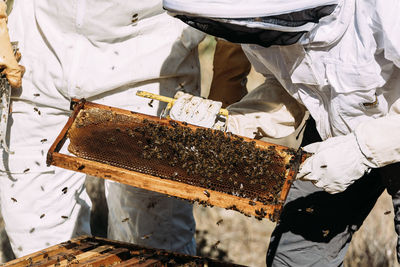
[69,108,293,206]
[134,120,290,205]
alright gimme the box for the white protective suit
[1,0,204,257]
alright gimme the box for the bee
[11,197,17,202]
[384,210,391,215]
[322,229,330,237]
[140,233,152,240]
[169,121,178,128]
[40,138,47,144]
[148,99,154,108]
[23,168,30,173]
[216,219,223,226]
[203,190,210,198]
[131,13,138,23]
[40,186,45,191]
[320,165,327,168]
[168,259,177,265]
[121,217,129,222]
[43,253,49,259]
[34,107,39,112]
[212,241,221,249]
[77,165,85,170]
[33,93,40,97]
[147,201,157,209]
[249,200,256,206]
[62,187,68,194]
[305,207,314,213]
[40,214,45,219]
[54,257,61,267]
[63,254,76,262]
[61,216,68,219]
[29,228,35,233]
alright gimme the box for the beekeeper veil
[163,0,340,48]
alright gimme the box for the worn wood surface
[2,236,244,267]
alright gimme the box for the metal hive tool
[47,99,306,221]
[3,236,244,266]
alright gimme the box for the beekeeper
[164,0,400,265]
[0,0,205,257]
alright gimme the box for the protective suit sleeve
[372,0,400,68]
[208,39,251,107]
[0,0,23,88]
[227,77,306,139]
[365,2,400,166]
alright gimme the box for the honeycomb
[67,107,296,205]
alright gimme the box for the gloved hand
[169,82,305,140]
[169,91,222,128]
[297,133,376,194]
[0,1,24,88]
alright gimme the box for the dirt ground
[0,36,399,267]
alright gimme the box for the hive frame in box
[3,235,245,266]
[47,99,305,221]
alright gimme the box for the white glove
[169,91,222,128]
[297,133,376,194]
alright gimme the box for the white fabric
[297,133,373,194]
[163,0,338,18]
[241,0,400,140]
[2,0,204,257]
[240,0,400,191]
[170,91,222,128]
[355,106,400,168]
[105,182,196,255]
[227,78,306,139]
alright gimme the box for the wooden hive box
[3,236,245,266]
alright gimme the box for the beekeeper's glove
[170,91,223,128]
[297,133,377,194]
[0,1,24,88]
[170,81,305,140]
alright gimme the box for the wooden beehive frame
[3,236,244,266]
[47,99,304,221]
